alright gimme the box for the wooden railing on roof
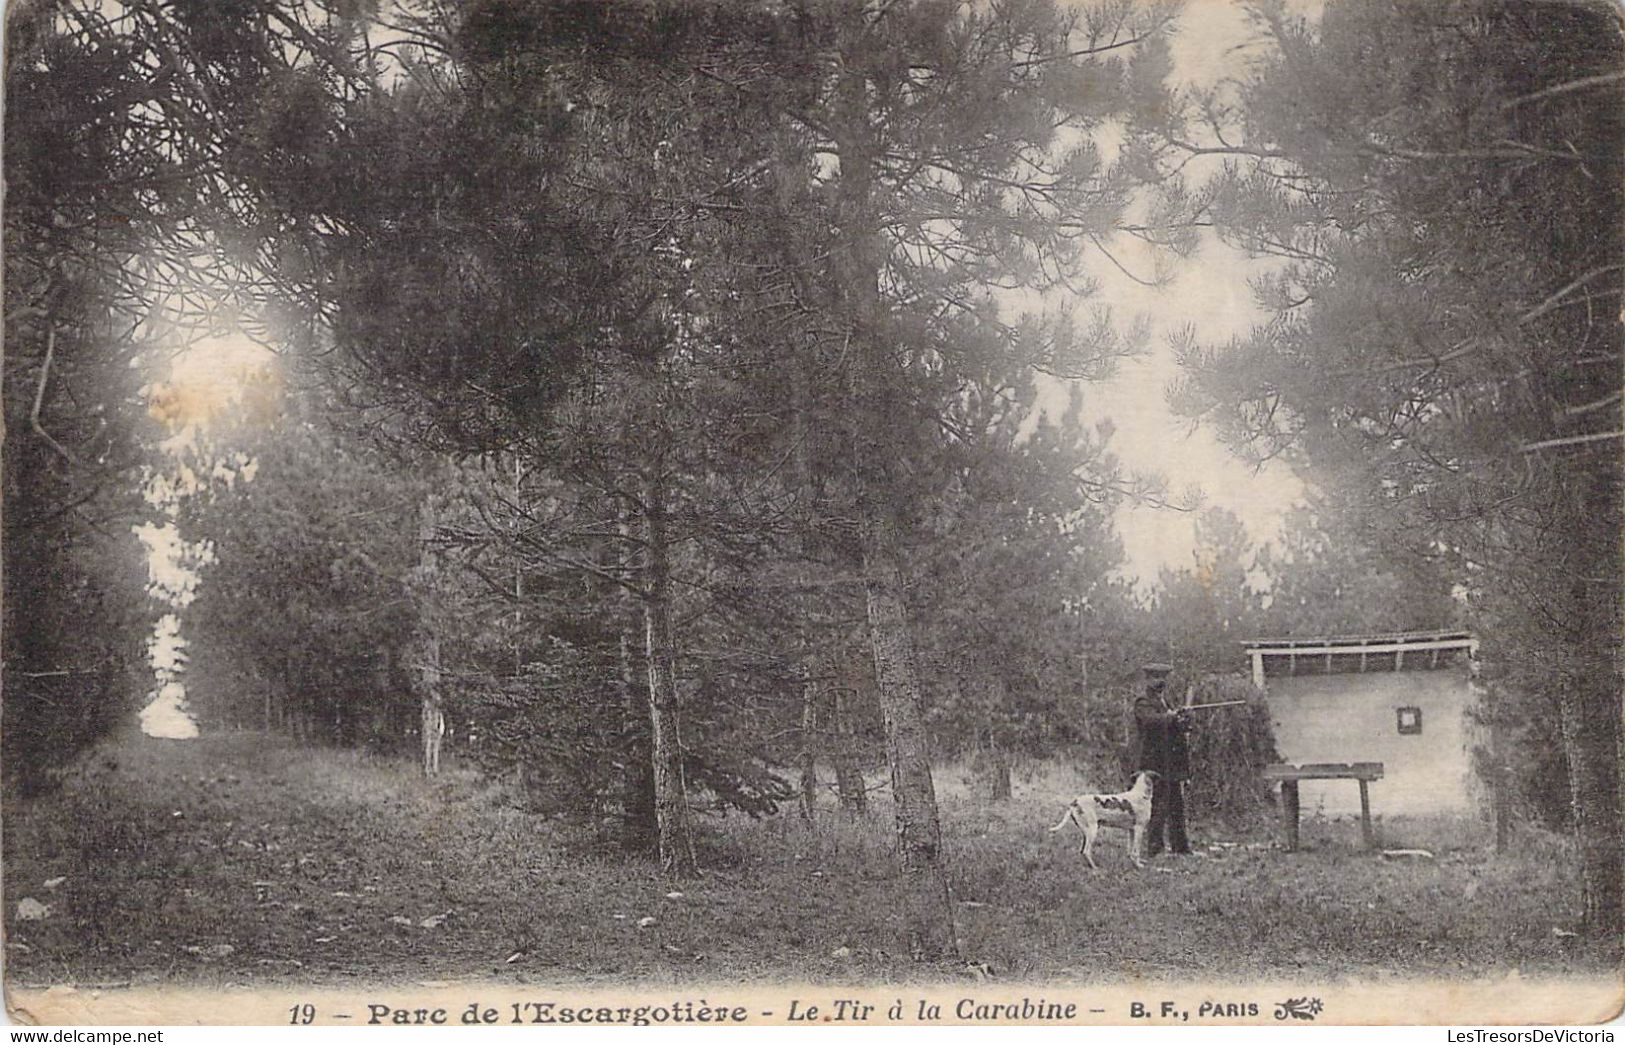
[1241,631,1477,686]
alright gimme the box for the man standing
[1134,663,1192,857]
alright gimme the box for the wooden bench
[1261,762,1384,851]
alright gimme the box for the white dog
[1047,770,1159,869]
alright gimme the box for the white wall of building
[1261,667,1482,817]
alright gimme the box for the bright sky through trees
[136,332,277,736]
[135,3,1314,637]
[1061,0,1309,586]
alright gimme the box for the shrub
[1180,674,1281,831]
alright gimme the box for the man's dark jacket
[1134,690,1191,781]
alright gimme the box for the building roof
[1241,630,1474,655]
[1242,630,1476,681]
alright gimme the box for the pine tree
[1171,0,1623,934]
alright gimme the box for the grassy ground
[4,731,1616,988]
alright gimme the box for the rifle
[1180,700,1249,712]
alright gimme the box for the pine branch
[1502,70,1625,110]
[30,329,78,465]
[1519,430,1623,453]
[1563,391,1622,417]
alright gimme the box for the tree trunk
[988,738,1012,802]
[1556,670,1621,933]
[278,656,292,734]
[1491,723,1511,856]
[643,474,698,877]
[798,668,819,819]
[420,692,442,776]
[416,499,444,777]
[833,684,867,814]
[856,517,957,958]
[620,625,657,852]
[1077,627,1092,747]
[980,673,1014,801]
[1557,468,1624,937]
[790,313,824,824]
[832,58,957,962]
[833,758,866,813]
[338,701,358,748]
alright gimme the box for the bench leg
[1280,780,1300,852]
[1359,778,1376,850]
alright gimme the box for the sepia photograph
[3,0,1622,1028]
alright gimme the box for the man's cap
[1141,663,1174,677]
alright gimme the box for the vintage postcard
[4,0,1621,1030]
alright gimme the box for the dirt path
[7,732,592,986]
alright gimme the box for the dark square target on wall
[1396,706,1423,735]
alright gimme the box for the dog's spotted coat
[1047,770,1159,869]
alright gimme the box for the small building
[1243,631,1481,817]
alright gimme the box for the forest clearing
[4,731,1611,988]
